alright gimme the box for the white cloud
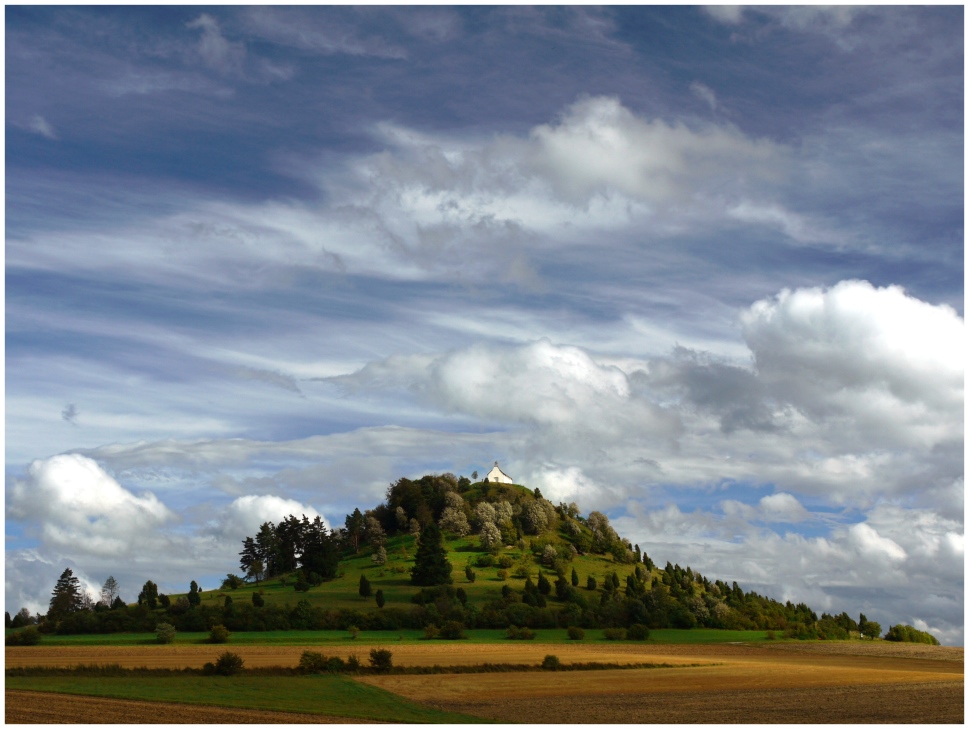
[689,81,718,111]
[216,494,326,542]
[186,14,245,74]
[703,6,746,25]
[741,280,964,451]
[8,454,176,558]
[29,115,58,140]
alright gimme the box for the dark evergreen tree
[187,580,201,607]
[375,589,385,608]
[255,522,281,577]
[48,568,84,620]
[300,515,340,580]
[138,580,159,610]
[571,567,579,587]
[537,571,551,595]
[239,537,259,577]
[252,591,264,607]
[410,521,453,586]
[345,508,365,553]
[586,575,597,591]
[465,565,476,583]
[359,575,372,598]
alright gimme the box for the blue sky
[6,6,964,643]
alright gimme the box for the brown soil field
[7,642,962,723]
[422,681,964,723]
[4,690,376,724]
[355,642,963,723]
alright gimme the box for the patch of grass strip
[5,674,487,723]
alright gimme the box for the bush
[213,651,244,676]
[155,622,177,644]
[541,654,562,670]
[603,628,626,640]
[348,625,360,640]
[885,624,940,645]
[567,625,585,641]
[208,624,230,644]
[346,654,360,672]
[299,651,328,672]
[497,569,508,581]
[476,555,495,568]
[627,624,649,641]
[506,626,535,640]
[251,592,264,608]
[369,648,393,673]
[422,624,440,640]
[497,555,514,569]
[439,620,466,639]
[6,627,41,646]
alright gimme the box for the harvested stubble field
[7,641,963,723]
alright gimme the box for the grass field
[5,674,484,723]
[21,627,769,647]
[189,532,647,612]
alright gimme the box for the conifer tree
[410,522,453,586]
[359,575,372,598]
[48,568,83,619]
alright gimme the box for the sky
[5,6,964,644]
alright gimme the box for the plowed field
[7,641,963,723]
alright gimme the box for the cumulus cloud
[213,494,327,541]
[333,280,962,513]
[7,454,176,558]
[741,280,964,451]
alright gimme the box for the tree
[138,580,159,610]
[537,571,552,596]
[371,546,388,566]
[861,619,882,640]
[571,567,579,587]
[239,537,259,579]
[344,508,365,553]
[375,589,385,609]
[100,576,120,607]
[300,515,339,580]
[465,565,476,583]
[359,575,372,598]
[156,622,177,644]
[479,522,502,551]
[439,506,471,537]
[247,559,265,584]
[48,568,83,620]
[252,591,264,607]
[187,580,201,607]
[411,522,453,586]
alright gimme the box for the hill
[193,472,864,639]
[17,472,883,641]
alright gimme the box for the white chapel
[485,461,513,484]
